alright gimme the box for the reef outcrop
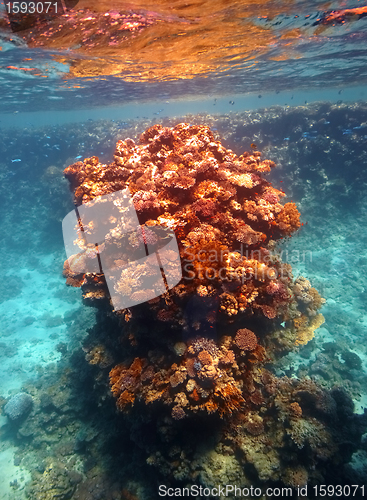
[63,123,364,491]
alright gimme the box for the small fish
[342,129,352,135]
[250,143,258,149]
[283,137,290,141]
[11,158,21,162]
[75,155,83,159]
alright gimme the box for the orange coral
[117,390,135,411]
[204,399,219,414]
[198,350,213,366]
[289,402,303,418]
[183,240,229,283]
[63,123,324,423]
[191,388,200,402]
[276,202,301,234]
[63,123,304,332]
[214,382,245,416]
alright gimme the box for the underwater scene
[1,0,367,499]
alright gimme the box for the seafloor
[0,101,367,499]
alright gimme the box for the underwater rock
[4,392,33,421]
[26,460,81,500]
[341,349,363,371]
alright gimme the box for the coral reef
[64,123,303,329]
[3,392,33,421]
[62,123,364,492]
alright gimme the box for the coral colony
[63,124,363,489]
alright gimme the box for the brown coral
[259,304,277,319]
[172,405,187,420]
[198,350,213,366]
[289,401,303,418]
[234,329,258,351]
[234,224,265,246]
[219,349,236,366]
[169,369,187,388]
[85,345,113,368]
[244,412,265,435]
